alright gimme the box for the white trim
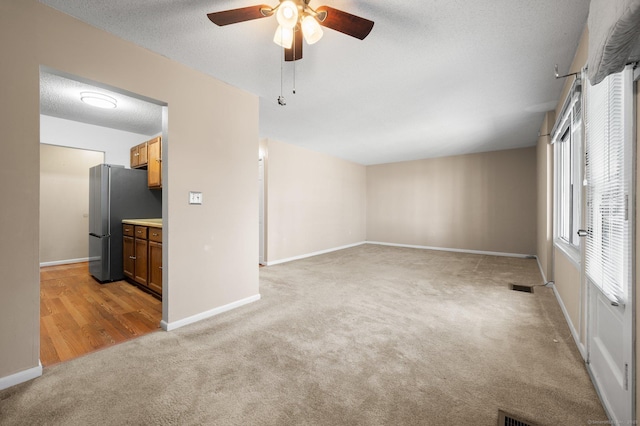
[160,294,261,331]
[366,241,534,259]
[40,257,90,267]
[0,361,42,391]
[535,255,548,284]
[265,242,366,266]
[550,283,587,360]
[554,239,581,269]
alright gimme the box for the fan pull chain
[292,32,296,95]
[293,58,296,94]
[277,31,286,106]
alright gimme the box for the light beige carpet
[0,244,607,425]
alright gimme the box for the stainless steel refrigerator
[89,164,162,282]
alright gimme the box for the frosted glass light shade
[273,25,294,49]
[80,92,117,109]
[276,1,298,29]
[301,15,323,44]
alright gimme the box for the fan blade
[207,5,271,26]
[285,29,303,61]
[316,6,374,40]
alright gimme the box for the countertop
[122,218,163,228]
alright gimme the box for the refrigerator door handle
[89,232,110,238]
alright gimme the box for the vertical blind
[584,68,631,304]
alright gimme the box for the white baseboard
[265,242,366,266]
[40,257,89,267]
[366,241,534,259]
[550,284,587,360]
[0,361,42,391]
[161,294,261,331]
[535,255,548,284]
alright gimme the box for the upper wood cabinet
[129,136,162,189]
[147,136,162,189]
[130,142,148,169]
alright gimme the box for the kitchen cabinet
[133,226,149,285]
[130,142,148,169]
[147,136,162,189]
[148,227,163,295]
[122,225,135,280]
[122,222,162,298]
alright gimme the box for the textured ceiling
[40,71,163,136]
[38,0,590,165]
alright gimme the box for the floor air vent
[509,284,533,293]
[498,410,537,426]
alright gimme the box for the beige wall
[1,1,258,381]
[366,147,537,255]
[0,0,41,381]
[40,145,104,264]
[553,249,582,340]
[536,111,555,281]
[265,139,367,263]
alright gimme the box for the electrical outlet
[189,191,202,205]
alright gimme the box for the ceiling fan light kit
[273,25,294,48]
[207,0,374,62]
[301,15,323,44]
[275,1,298,29]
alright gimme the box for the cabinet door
[130,145,139,168]
[138,142,148,166]
[134,237,148,286]
[147,137,162,188]
[148,241,162,296]
[123,235,135,280]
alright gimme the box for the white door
[587,283,632,421]
[584,67,634,423]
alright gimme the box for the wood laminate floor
[40,262,162,366]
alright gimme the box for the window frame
[552,85,583,264]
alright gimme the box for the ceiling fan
[207,0,374,61]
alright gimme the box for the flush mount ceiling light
[80,91,117,109]
[207,0,374,61]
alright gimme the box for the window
[552,81,583,253]
[584,67,632,304]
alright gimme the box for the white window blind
[584,68,631,304]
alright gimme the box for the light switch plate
[189,191,202,205]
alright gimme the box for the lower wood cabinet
[148,241,162,295]
[123,224,162,298]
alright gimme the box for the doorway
[39,68,168,365]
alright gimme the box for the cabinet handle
[156,159,162,163]
[129,256,136,260]
[152,233,158,236]
[137,231,142,234]
[159,266,163,270]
